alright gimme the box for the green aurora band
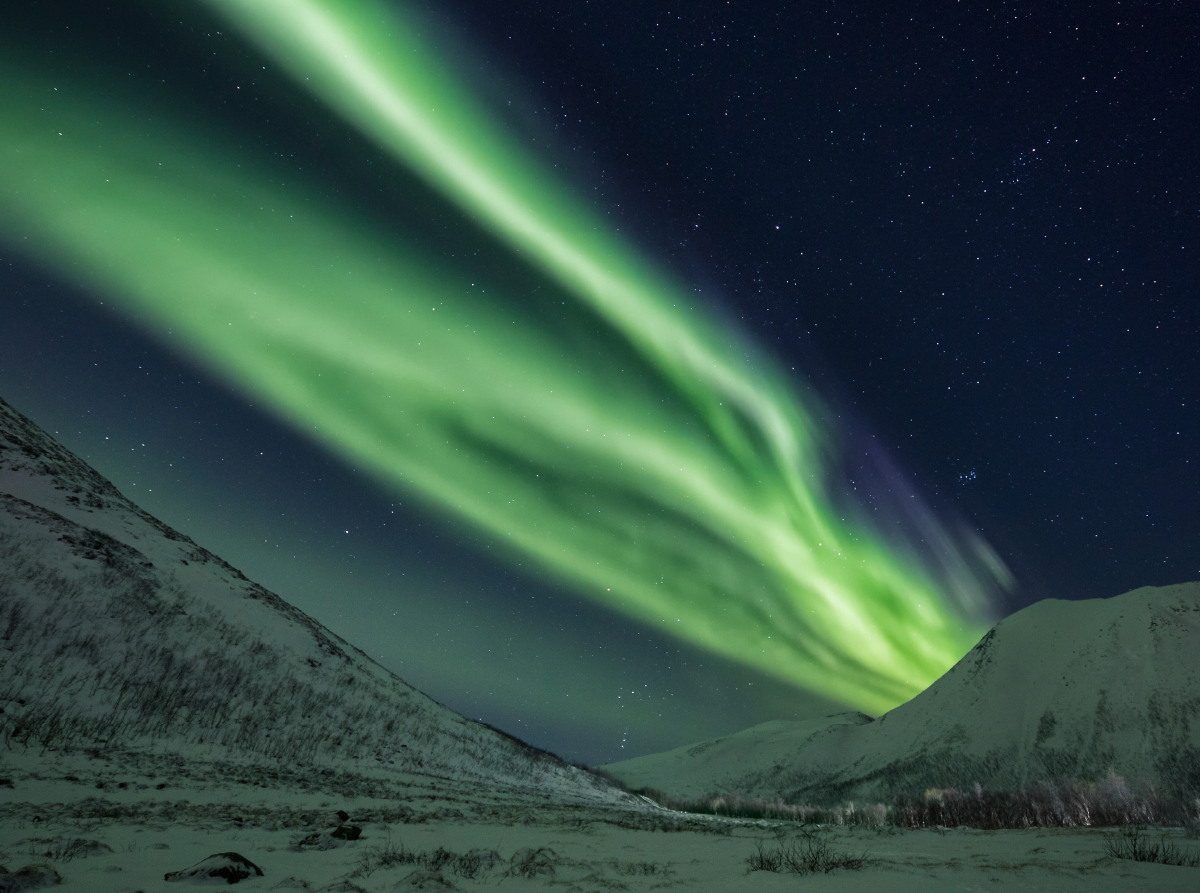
[0,0,998,714]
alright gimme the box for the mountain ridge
[604,581,1200,804]
[0,395,628,808]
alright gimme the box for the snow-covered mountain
[0,396,626,807]
[605,581,1200,804]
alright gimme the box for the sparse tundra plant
[628,772,1199,831]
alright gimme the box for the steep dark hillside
[0,396,625,806]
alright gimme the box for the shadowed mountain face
[0,396,624,807]
[604,582,1200,804]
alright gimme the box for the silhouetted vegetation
[634,789,887,826]
[627,775,1200,831]
[1103,826,1200,867]
[26,837,111,863]
[894,777,1199,829]
[746,830,869,874]
[350,835,554,881]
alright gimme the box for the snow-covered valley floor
[2,751,1195,893]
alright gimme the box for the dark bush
[747,833,869,875]
[1103,826,1200,867]
[894,776,1195,830]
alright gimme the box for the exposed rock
[0,864,62,893]
[164,852,263,884]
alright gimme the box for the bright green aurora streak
[0,0,997,714]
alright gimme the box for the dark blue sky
[1,0,1195,764]
[447,0,1197,604]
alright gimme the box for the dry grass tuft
[746,830,869,875]
[1103,826,1200,867]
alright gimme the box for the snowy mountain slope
[604,582,1200,803]
[0,396,626,807]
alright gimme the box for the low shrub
[26,838,111,862]
[746,832,869,875]
[609,860,669,876]
[1103,826,1200,867]
[894,775,1195,830]
[636,773,1198,831]
[351,836,524,881]
[637,790,887,827]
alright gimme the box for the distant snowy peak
[860,582,1200,791]
[0,396,623,806]
[605,581,1200,803]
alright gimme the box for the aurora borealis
[0,0,1005,716]
[0,0,1195,768]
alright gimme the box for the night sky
[1,1,1195,766]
